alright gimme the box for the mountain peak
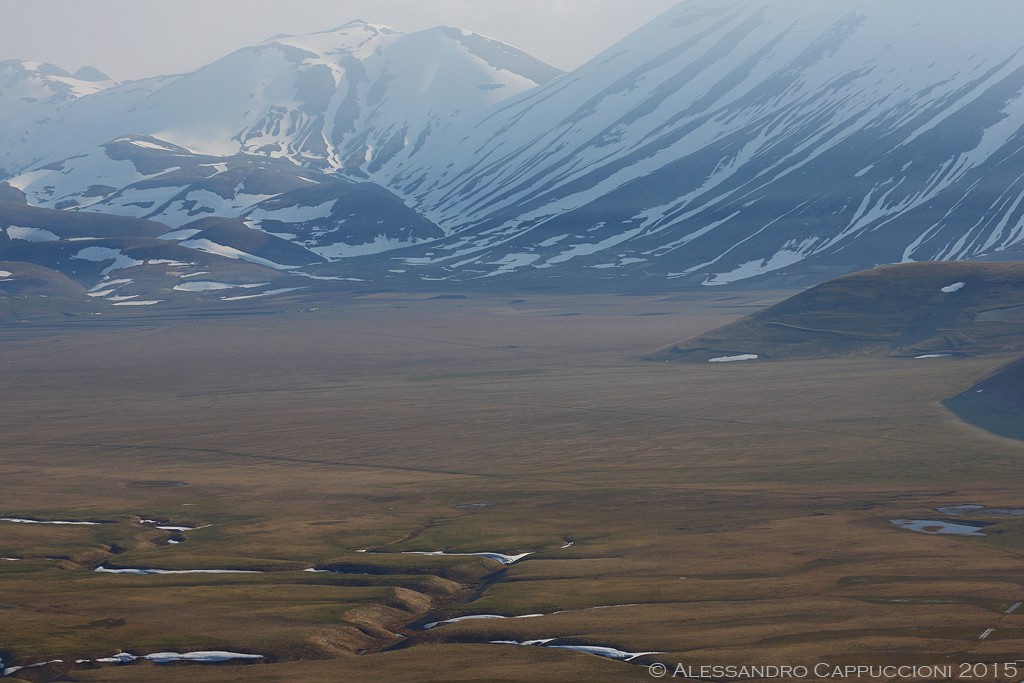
[320,19,402,36]
[1,60,72,78]
[263,20,403,58]
[72,66,111,82]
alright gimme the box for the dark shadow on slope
[943,356,1024,442]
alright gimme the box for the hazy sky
[1,0,682,81]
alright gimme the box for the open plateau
[2,1,1024,682]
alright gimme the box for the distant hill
[944,357,1024,441]
[0,260,92,322]
[649,262,1024,362]
[0,200,319,311]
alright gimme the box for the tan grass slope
[650,262,1024,362]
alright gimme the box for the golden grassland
[0,290,1022,682]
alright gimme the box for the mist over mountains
[4,0,1024,301]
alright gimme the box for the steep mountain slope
[649,262,1024,361]
[377,0,1024,284]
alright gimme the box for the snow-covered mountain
[375,0,1024,285]
[5,2,1024,299]
[0,21,561,177]
[0,21,552,298]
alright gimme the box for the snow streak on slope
[378,0,1024,283]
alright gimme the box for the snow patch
[179,239,296,270]
[95,566,263,575]
[220,287,306,301]
[95,651,263,664]
[126,139,178,152]
[89,278,132,291]
[312,236,421,260]
[546,228,643,265]
[4,659,63,676]
[941,282,966,293]
[701,245,811,286]
[158,229,202,241]
[400,550,532,565]
[7,226,59,242]
[709,354,759,363]
[173,281,268,292]
[73,247,143,275]
[489,640,657,662]
[1,517,103,525]
[482,252,541,277]
[548,644,660,661]
[538,234,570,248]
[423,613,544,630]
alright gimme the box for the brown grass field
[1,290,1023,682]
